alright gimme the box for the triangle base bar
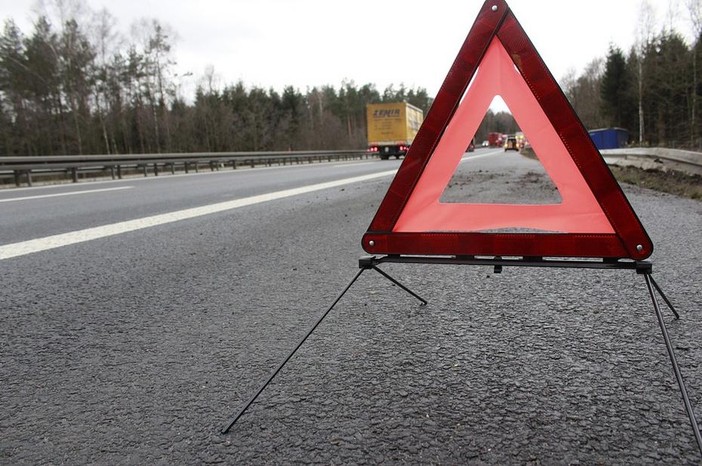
[366,254,651,272]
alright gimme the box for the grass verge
[520,147,701,200]
[608,165,702,200]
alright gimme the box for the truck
[488,132,505,148]
[366,102,424,160]
[588,128,629,150]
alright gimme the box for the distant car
[481,140,489,147]
[504,137,519,151]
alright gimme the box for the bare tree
[129,18,177,152]
[635,0,658,143]
[89,8,121,153]
[31,0,88,34]
[686,0,702,147]
[665,0,681,33]
[688,0,702,32]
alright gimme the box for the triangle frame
[362,0,653,261]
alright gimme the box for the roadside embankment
[521,147,702,200]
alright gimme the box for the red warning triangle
[362,0,653,260]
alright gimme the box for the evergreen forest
[1,2,700,156]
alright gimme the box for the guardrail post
[154,163,159,176]
[26,170,32,187]
[110,166,116,180]
[170,163,175,175]
[143,164,148,177]
[71,167,78,183]
[14,170,21,187]
[232,160,237,170]
[117,165,122,179]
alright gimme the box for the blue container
[588,128,629,150]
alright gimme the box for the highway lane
[1,148,701,463]
[0,148,502,253]
[0,156,407,247]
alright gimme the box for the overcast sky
[0,0,697,100]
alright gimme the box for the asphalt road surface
[1,149,701,464]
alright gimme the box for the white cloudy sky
[0,0,697,99]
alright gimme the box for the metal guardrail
[601,147,702,176]
[1,147,699,188]
[0,150,373,187]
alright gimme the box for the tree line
[1,2,700,156]
[563,1,702,149]
[0,7,437,156]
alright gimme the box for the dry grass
[609,165,702,200]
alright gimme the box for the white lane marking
[0,170,398,261]
[0,186,133,203]
[460,149,503,162]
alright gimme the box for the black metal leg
[221,267,367,434]
[648,275,680,320]
[371,266,428,306]
[644,274,702,456]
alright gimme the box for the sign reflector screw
[369,240,375,247]
[491,5,498,11]
[636,244,644,252]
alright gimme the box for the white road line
[0,170,398,261]
[0,186,133,203]
[460,149,503,162]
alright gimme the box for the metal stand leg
[221,260,428,434]
[359,256,428,305]
[648,275,680,320]
[221,267,367,434]
[644,274,702,456]
[371,266,428,306]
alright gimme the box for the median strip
[0,170,397,260]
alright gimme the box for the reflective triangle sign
[362,0,653,260]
